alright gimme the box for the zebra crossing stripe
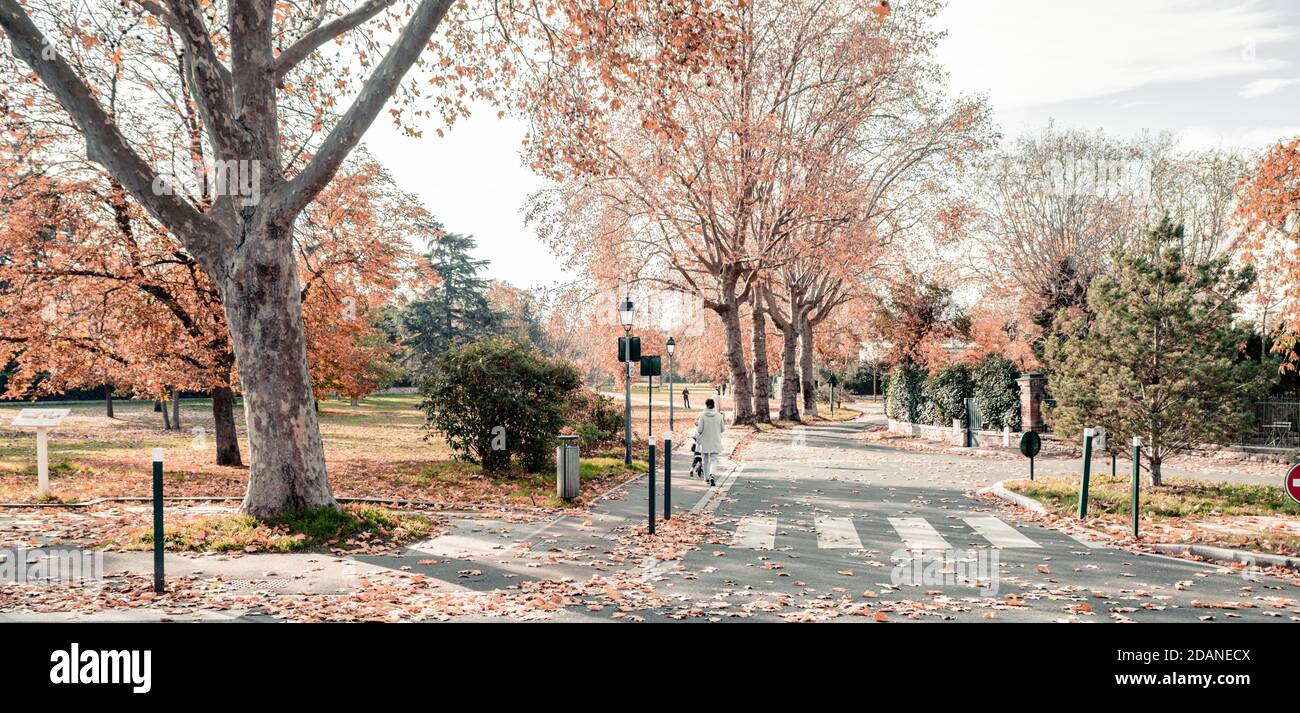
[888,517,953,551]
[962,516,1041,549]
[814,516,863,549]
[733,517,777,550]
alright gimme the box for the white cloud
[1176,124,1300,150]
[936,0,1295,108]
[1239,77,1300,97]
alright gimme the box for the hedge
[972,354,1021,430]
[885,364,925,422]
[922,364,971,426]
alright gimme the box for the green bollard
[1078,428,1095,519]
[663,435,672,520]
[648,442,656,535]
[1131,437,1142,538]
[152,447,165,593]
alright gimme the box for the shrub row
[885,354,1021,431]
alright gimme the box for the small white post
[1002,425,1010,448]
[36,427,49,496]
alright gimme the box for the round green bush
[420,339,582,474]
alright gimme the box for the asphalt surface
[634,419,1300,622]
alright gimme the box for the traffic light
[618,336,642,362]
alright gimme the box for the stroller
[689,437,704,479]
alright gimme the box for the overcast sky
[360,0,1300,290]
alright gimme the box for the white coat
[694,409,725,454]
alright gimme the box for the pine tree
[1044,217,1276,485]
[401,233,500,372]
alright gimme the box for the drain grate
[224,578,291,591]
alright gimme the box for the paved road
[411,416,1299,622]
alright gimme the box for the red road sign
[1287,463,1300,506]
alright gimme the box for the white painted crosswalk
[733,516,777,549]
[888,517,952,550]
[729,514,1080,551]
[814,516,863,549]
[962,516,1041,549]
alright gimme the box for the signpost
[1019,431,1041,480]
[1285,462,1300,507]
[11,408,70,496]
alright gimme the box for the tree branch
[273,0,453,219]
[0,0,219,256]
[274,0,400,81]
[162,0,238,158]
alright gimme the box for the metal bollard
[648,442,656,535]
[663,435,672,520]
[556,435,580,500]
[1131,437,1142,538]
[152,447,164,593]
[1078,428,1095,519]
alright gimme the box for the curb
[1148,543,1300,571]
[977,480,1046,514]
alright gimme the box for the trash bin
[556,435,580,500]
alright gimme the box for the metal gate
[965,397,983,447]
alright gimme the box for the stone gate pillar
[1017,372,1047,433]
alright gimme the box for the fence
[1238,401,1300,449]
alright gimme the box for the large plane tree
[0,0,730,517]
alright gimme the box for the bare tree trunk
[170,386,181,431]
[799,315,818,417]
[719,306,756,424]
[765,288,801,421]
[212,386,243,467]
[219,233,336,519]
[750,297,772,424]
[778,326,800,421]
[712,274,756,425]
[104,385,114,418]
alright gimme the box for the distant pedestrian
[694,398,726,486]
[682,388,691,409]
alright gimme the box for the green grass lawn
[112,503,437,553]
[1007,474,1300,555]
[1008,475,1300,520]
[0,394,644,508]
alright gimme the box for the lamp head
[618,298,634,327]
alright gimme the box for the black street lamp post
[619,297,635,466]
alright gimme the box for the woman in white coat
[694,398,726,486]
